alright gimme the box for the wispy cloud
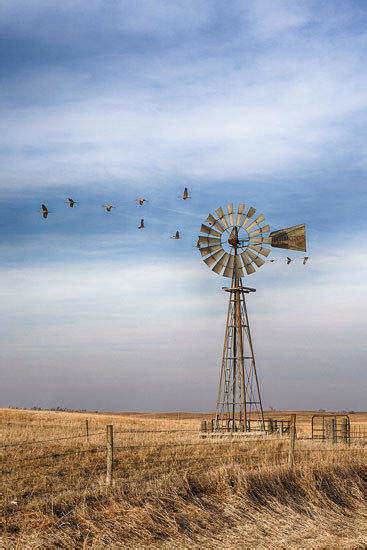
[1,2,367,190]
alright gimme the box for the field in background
[1,408,366,548]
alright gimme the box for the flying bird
[66,198,77,208]
[102,204,115,213]
[136,197,148,206]
[181,187,190,200]
[170,230,180,239]
[303,256,309,265]
[286,257,292,265]
[269,258,275,263]
[138,219,145,229]
[40,204,49,219]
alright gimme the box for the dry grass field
[1,408,366,549]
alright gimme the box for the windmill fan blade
[248,224,270,237]
[248,245,271,257]
[269,224,307,251]
[212,252,230,275]
[227,203,234,226]
[215,206,224,219]
[198,236,221,247]
[240,251,256,275]
[241,206,256,229]
[200,224,222,238]
[236,203,246,226]
[203,249,225,268]
[215,207,229,229]
[246,206,256,218]
[242,261,256,275]
[233,255,243,277]
[206,213,215,225]
[199,244,222,257]
[206,213,225,233]
[223,254,235,278]
[247,249,265,268]
[246,213,266,232]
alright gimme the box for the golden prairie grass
[1,408,366,549]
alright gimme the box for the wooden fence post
[106,424,114,487]
[332,417,337,445]
[85,419,89,443]
[288,414,296,468]
[340,418,349,445]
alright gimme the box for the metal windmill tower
[197,203,306,432]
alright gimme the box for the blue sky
[1,0,366,411]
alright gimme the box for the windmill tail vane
[197,203,307,433]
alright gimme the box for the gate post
[340,417,350,445]
[288,414,297,468]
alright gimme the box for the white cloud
[1,44,367,191]
[1,241,366,410]
[242,0,312,38]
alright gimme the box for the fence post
[332,417,337,445]
[106,424,114,487]
[340,417,350,444]
[288,414,296,468]
[85,419,89,443]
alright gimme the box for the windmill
[197,203,306,432]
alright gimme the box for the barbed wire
[2,429,365,452]
[113,439,270,451]
[0,430,105,449]
[0,428,201,449]
[114,428,198,435]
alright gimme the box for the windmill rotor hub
[228,227,239,247]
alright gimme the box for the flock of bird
[38,187,308,265]
[40,195,152,219]
[270,256,309,265]
[39,188,189,239]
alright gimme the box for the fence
[1,415,366,493]
[0,416,367,498]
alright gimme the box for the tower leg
[215,276,264,432]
